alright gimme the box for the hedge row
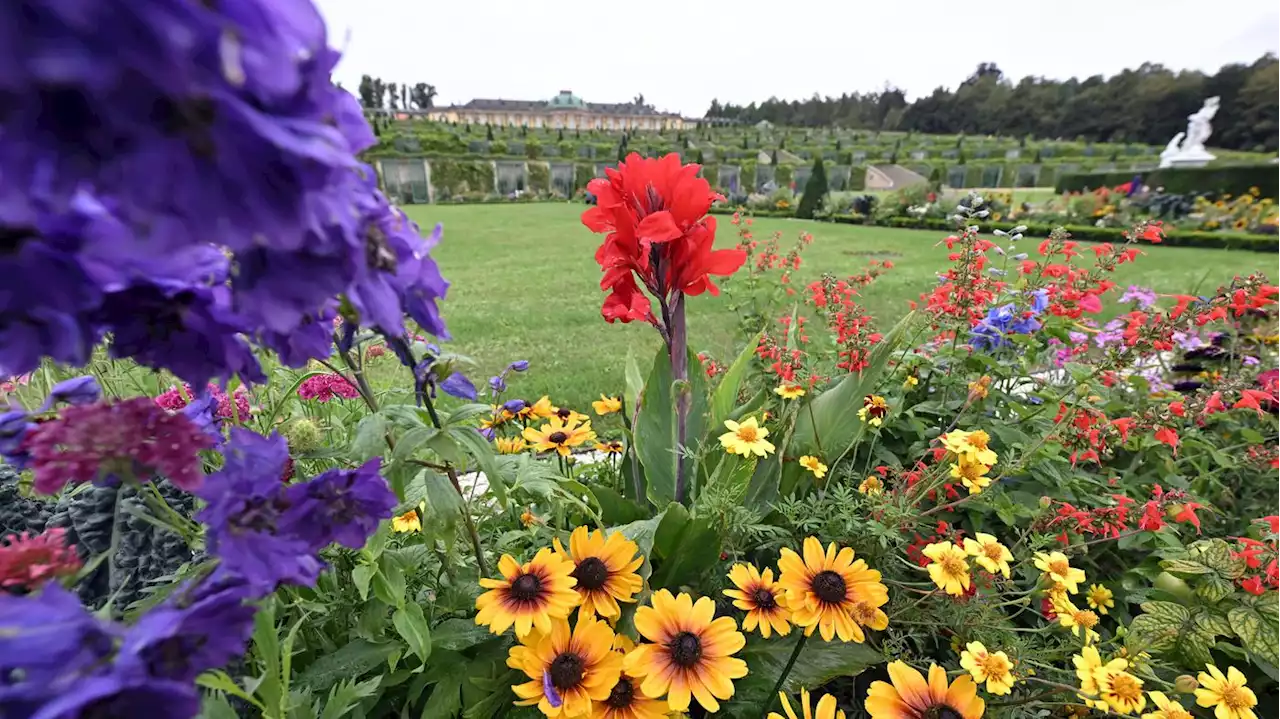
[705,206,1277,252]
[1055,164,1279,199]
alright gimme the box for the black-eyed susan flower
[923,541,970,596]
[1034,551,1086,594]
[476,548,580,637]
[865,661,985,719]
[941,429,998,466]
[593,670,668,719]
[481,409,514,431]
[1073,646,1127,710]
[1085,584,1114,614]
[593,439,625,455]
[799,455,827,479]
[1145,691,1194,719]
[859,476,884,496]
[959,641,1016,695]
[553,405,590,425]
[950,457,993,494]
[719,417,775,457]
[392,507,422,533]
[1093,664,1145,715]
[623,589,748,713]
[553,526,644,620]
[858,395,889,426]
[508,614,622,718]
[769,688,845,719]
[523,417,596,457]
[496,437,529,454]
[724,564,791,638]
[592,395,622,415]
[777,536,888,642]
[962,533,1012,578]
[523,396,556,420]
[775,383,806,400]
[1195,665,1258,719]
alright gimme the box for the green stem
[760,633,808,719]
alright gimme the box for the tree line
[358,76,437,111]
[705,56,1279,152]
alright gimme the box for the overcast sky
[316,0,1279,116]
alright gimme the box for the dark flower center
[573,557,610,590]
[923,706,964,719]
[549,653,585,690]
[751,587,777,609]
[510,572,542,601]
[812,570,847,604]
[364,225,398,272]
[548,431,568,444]
[606,677,636,708]
[556,408,572,420]
[669,631,703,668]
[144,636,202,679]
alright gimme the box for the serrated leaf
[294,640,397,692]
[1160,559,1215,576]
[1198,539,1246,580]
[392,603,432,662]
[1229,600,1280,669]
[1195,612,1233,638]
[1128,614,1180,653]
[352,563,375,602]
[429,618,494,652]
[351,414,389,461]
[1139,601,1191,623]
[1179,630,1215,667]
[1196,575,1235,604]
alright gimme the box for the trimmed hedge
[1055,164,1279,199]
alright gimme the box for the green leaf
[624,347,645,419]
[351,414,389,461]
[1196,575,1235,604]
[1195,612,1233,638]
[421,664,466,719]
[430,618,495,652]
[392,603,433,662]
[392,427,440,463]
[196,670,263,707]
[420,470,464,542]
[373,553,407,607]
[589,485,647,525]
[649,503,721,591]
[710,331,763,431]
[352,563,375,602]
[445,403,495,426]
[424,431,465,465]
[318,677,383,719]
[1229,597,1280,669]
[450,426,510,508]
[1160,559,1215,576]
[295,640,398,692]
[732,636,881,715]
[792,311,916,461]
[1178,630,1214,667]
[1140,601,1191,623]
[632,347,708,506]
[196,693,242,719]
[614,514,664,581]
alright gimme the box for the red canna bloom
[582,153,746,327]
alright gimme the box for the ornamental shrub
[796,156,828,219]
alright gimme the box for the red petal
[636,211,683,243]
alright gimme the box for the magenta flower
[154,383,251,423]
[0,528,83,591]
[297,374,360,403]
[25,397,213,494]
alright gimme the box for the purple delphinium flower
[37,375,101,412]
[0,409,35,468]
[488,375,507,394]
[441,372,477,400]
[119,577,257,683]
[197,430,321,590]
[0,585,118,701]
[503,399,529,414]
[282,460,395,550]
[508,360,530,372]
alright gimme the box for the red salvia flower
[582,153,746,326]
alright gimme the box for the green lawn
[397,202,1275,412]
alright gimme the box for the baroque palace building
[425,90,688,131]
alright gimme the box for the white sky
[316,0,1279,116]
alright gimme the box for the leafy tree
[694,149,705,164]
[409,83,437,109]
[387,82,399,111]
[400,85,408,111]
[486,125,494,141]
[358,75,377,108]
[796,156,828,219]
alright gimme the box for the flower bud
[283,418,323,454]
[508,360,530,372]
[1174,675,1199,693]
[1075,384,1091,397]
[1039,496,1053,508]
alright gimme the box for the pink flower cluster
[26,397,213,494]
[155,382,251,422]
[0,528,82,591]
[298,373,360,403]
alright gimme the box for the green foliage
[1056,164,1279,199]
[795,157,828,220]
[429,158,495,197]
[526,161,550,194]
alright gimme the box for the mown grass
[388,202,1274,412]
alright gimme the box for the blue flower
[282,460,396,550]
[119,577,257,683]
[0,585,117,705]
[508,360,530,372]
[0,409,36,468]
[441,372,478,400]
[488,374,508,394]
[37,376,101,412]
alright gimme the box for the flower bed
[1,9,1278,719]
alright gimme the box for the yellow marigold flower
[858,476,884,496]
[593,439,625,455]
[1195,665,1258,719]
[1144,691,1194,719]
[476,549,580,637]
[968,376,991,400]
[719,417,775,457]
[624,589,748,713]
[1094,665,1146,715]
[523,417,596,457]
[962,533,1012,578]
[508,615,622,718]
[1086,584,1114,615]
[799,455,827,479]
[777,536,888,642]
[950,457,993,495]
[941,429,998,466]
[959,641,1017,695]
[858,395,889,427]
[592,395,622,415]
[1034,552,1086,594]
[774,383,806,400]
[392,508,422,533]
[495,436,528,454]
[724,564,792,638]
[903,375,919,388]
[866,662,985,719]
[520,509,542,527]
[1054,596,1100,644]
[769,688,845,719]
[553,526,644,620]
[1073,647,1127,711]
[922,541,970,596]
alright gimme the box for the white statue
[1159,97,1219,168]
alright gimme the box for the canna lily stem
[669,294,691,504]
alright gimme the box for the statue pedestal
[1159,148,1216,169]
